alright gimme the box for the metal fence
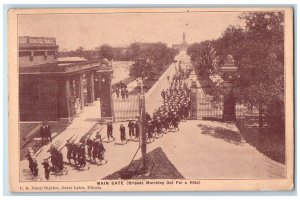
[191,88,260,120]
[112,95,139,122]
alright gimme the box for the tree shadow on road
[197,124,244,145]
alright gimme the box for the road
[20,50,286,181]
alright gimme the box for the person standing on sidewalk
[120,124,126,143]
[40,121,47,144]
[134,121,140,140]
[107,122,114,141]
[44,121,51,143]
[128,120,135,139]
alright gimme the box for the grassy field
[236,119,285,164]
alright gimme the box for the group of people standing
[40,121,52,144]
[117,120,140,143]
[115,81,129,100]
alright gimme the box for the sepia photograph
[8,7,294,192]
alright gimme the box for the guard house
[19,36,112,122]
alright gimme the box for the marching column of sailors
[66,135,107,167]
[145,75,191,141]
[27,74,191,180]
[117,75,191,142]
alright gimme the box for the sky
[18,11,244,51]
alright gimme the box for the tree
[129,42,177,78]
[75,46,85,57]
[97,44,114,61]
[187,11,284,133]
[215,12,284,132]
[187,40,218,76]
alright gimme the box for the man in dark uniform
[92,139,99,162]
[134,121,140,139]
[28,155,38,177]
[147,120,153,141]
[128,120,135,139]
[44,121,52,143]
[86,138,93,161]
[40,121,47,144]
[42,159,50,180]
[120,124,126,143]
[172,112,180,132]
[78,143,86,168]
[66,141,74,164]
[72,143,80,166]
[97,140,106,164]
[107,122,114,141]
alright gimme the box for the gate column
[220,55,240,121]
[96,68,114,121]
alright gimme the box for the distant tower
[182,32,187,45]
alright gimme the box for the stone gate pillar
[86,72,95,104]
[96,69,114,121]
[221,55,239,121]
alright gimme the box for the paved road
[146,120,286,179]
[20,51,286,181]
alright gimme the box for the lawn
[236,118,285,164]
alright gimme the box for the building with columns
[19,36,113,122]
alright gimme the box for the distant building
[19,36,59,67]
[19,36,113,122]
[172,32,191,51]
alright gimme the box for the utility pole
[138,78,147,172]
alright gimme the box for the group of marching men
[27,73,191,180]
[26,145,65,180]
[146,74,191,140]
[27,130,107,180]
[65,134,107,168]
[113,74,192,143]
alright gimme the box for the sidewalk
[145,63,176,115]
[20,101,103,181]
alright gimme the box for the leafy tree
[75,46,85,56]
[129,42,177,78]
[97,44,114,61]
[187,40,218,76]
[216,12,284,132]
[188,11,284,133]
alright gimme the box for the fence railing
[191,88,260,120]
[113,95,139,122]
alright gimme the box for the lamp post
[137,78,147,171]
